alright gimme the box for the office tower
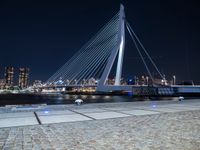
[0,79,6,89]
[4,67,14,86]
[19,67,29,88]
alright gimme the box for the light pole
[146,76,149,85]
[173,75,176,85]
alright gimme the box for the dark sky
[0,0,200,84]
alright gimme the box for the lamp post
[173,75,176,85]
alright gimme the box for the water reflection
[104,96,111,99]
[0,93,142,106]
[80,95,87,99]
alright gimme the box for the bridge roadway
[39,84,97,90]
[38,84,200,96]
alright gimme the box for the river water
[0,93,147,106]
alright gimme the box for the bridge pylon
[97,4,127,92]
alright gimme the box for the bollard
[75,99,83,106]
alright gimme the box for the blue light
[127,91,133,96]
[152,105,156,108]
[44,111,49,114]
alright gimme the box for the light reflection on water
[0,93,139,106]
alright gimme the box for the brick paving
[0,99,200,150]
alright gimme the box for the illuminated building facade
[19,67,29,88]
[0,79,6,89]
[33,80,42,87]
[4,67,14,87]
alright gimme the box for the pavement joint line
[34,112,42,125]
[69,109,96,120]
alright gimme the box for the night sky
[0,0,200,84]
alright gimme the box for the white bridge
[44,4,200,96]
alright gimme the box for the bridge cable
[126,22,164,79]
[47,14,118,83]
[46,12,120,84]
[126,23,154,82]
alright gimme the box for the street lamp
[173,75,176,85]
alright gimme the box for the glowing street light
[173,75,176,85]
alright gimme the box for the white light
[152,105,156,108]
[115,37,124,85]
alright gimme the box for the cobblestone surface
[0,100,200,150]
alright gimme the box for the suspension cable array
[46,6,164,87]
[46,12,120,85]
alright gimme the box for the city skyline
[0,67,30,88]
[0,0,200,83]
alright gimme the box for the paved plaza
[0,99,200,149]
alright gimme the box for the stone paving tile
[0,112,34,119]
[165,104,195,107]
[39,114,92,124]
[72,108,107,113]
[184,105,200,108]
[0,117,38,128]
[189,103,200,107]
[1,109,200,150]
[145,107,186,113]
[36,110,75,116]
[84,111,130,120]
[0,100,200,149]
[120,109,160,115]
[103,107,134,111]
[172,103,200,107]
[11,106,42,111]
[142,104,200,113]
[168,106,200,111]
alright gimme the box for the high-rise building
[19,67,29,88]
[4,67,14,86]
[0,79,6,89]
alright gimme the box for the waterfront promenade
[0,99,200,149]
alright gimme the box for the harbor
[0,1,200,149]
